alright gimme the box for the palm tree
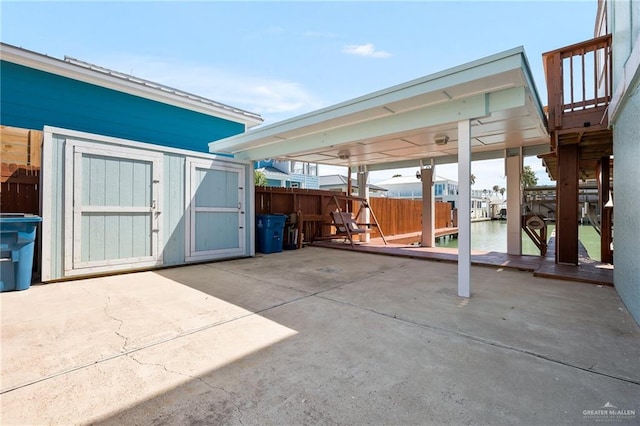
[470,174,476,186]
[499,187,506,198]
[521,165,538,187]
[492,185,500,196]
[254,170,268,187]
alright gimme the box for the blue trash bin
[256,214,287,254]
[0,214,42,292]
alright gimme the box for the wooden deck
[383,228,459,245]
[312,235,613,287]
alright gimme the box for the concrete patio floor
[1,247,639,425]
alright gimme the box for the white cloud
[342,43,392,59]
[81,54,323,124]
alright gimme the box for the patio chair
[330,210,370,248]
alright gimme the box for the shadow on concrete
[89,248,639,425]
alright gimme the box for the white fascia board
[43,126,250,166]
[1,44,263,128]
[235,87,526,162]
[210,48,527,153]
[518,50,548,128]
[233,93,490,161]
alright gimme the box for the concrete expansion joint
[250,260,418,310]
[203,263,307,295]
[316,294,640,387]
[103,296,130,352]
[341,259,414,288]
[127,354,245,425]
[1,312,264,395]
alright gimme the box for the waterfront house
[254,159,319,189]
[318,174,388,196]
[375,175,489,219]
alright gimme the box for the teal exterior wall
[610,0,640,324]
[1,61,245,152]
[612,81,640,324]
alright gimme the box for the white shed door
[186,159,245,261]
[65,141,163,275]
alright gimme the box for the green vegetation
[521,165,538,187]
[254,170,268,187]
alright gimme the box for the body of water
[436,220,601,260]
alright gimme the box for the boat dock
[313,235,613,287]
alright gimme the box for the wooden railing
[543,34,612,138]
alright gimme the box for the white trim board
[43,126,250,167]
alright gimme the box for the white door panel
[64,140,163,275]
[186,158,245,261]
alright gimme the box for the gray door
[65,141,162,275]
[186,158,245,261]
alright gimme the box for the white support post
[357,166,370,243]
[506,153,522,255]
[420,166,435,247]
[457,120,471,298]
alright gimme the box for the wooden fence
[255,186,451,242]
[368,197,452,238]
[1,126,42,214]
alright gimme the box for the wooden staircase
[539,34,614,265]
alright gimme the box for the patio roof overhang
[209,46,550,170]
[212,47,551,300]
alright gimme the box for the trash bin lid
[0,214,42,223]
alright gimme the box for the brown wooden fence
[255,186,451,242]
[368,197,451,238]
[1,126,42,214]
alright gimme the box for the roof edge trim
[1,43,263,128]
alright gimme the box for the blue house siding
[1,61,245,152]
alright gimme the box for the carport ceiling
[210,47,550,170]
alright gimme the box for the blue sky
[2,1,597,189]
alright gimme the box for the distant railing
[543,34,612,133]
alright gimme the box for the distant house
[0,43,263,281]
[254,159,319,189]
[375,175,489,218]
[374,175,426,200]
[318,174,388,195]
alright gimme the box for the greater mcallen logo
[583,402,636,422]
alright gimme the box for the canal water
[436,220,602,261]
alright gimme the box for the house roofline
[0,42,263,129]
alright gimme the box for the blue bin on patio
[1,214,42,292]
[256,214,287,254]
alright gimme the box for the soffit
[210,47,549,169]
